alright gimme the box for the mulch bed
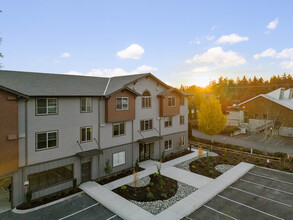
[97,167,144,185]
[17,188,81,210]
[113,174,178,202]
[161,149,193,162]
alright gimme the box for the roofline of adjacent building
[0,85,29,99]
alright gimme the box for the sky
[0,0,293,87]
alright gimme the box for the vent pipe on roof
[279,88,285,100]
[289,88,293,99]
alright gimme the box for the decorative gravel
[215,164,234,173]
[127,176,150,187]
[130,181,197,215]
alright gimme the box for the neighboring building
[239,88,293,136]
[0,70,191,207]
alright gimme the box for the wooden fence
[188,140,282,163]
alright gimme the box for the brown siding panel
[105,89,136,122]
[159,91,181,117]
[0,89,19,176]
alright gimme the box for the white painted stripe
[248,172,293,185]
[203,205,238,220]
[243,135,253,140]
[258,138,266,143]
[106,215,117,220]
[274,139,283,146]
[103,78,111,95]
[229,186,292,207]
[240,179,293,196]
[217,195,284,220]
[58,203,99,220]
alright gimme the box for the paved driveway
[192,129,293,156]
[0,193,122,220]
[188,166,293,220]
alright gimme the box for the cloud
[64,65,157,78]
[216,34,248,44]
[276,48,293,59]
[116,44,144,59]
[61,52,70,58]
[206,36,215,41]
[185,59,192,64]
[266,18,279,30]
[211,25,220,31]
[280,61,293,70]
[253,48,276,59]
[187,47,246,66]
[189,39,201,45]
[192,67,209,73]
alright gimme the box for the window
[164,140,172,151]
[113,122,125,136]
[180,97,185,106]
[140,119,153,131]
[116,97,128,110]
[36,131,58,150]
[142,90,151,108]
[36,98,57,115]
[81,97,92,112]
[113,151,125,167]
[180,136,185,146]
[29,165,73,191]
[81,127,92,142]
[168,96,176,107]
[164,116,172,127]
[180,115,185,125]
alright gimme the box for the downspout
[98,97,101,178]
[22,98,28,202]
[132,119,134,166]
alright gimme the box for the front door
[0,177,12,212]
[81,162,92,182]
[139,144,150,161]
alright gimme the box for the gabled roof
[157,87,192,97]
[239,88,293,111]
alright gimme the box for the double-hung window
[36,131,58,150]
[180,136,185,146]
[142,90,151,108]
[140,119,153,131]
[180,97,185,106]
[180,115,185,125]
[167,96,176,107]
[164,140,172,151]
[81,97,92,112]
[113,151,125,167]
[113,122,125,136]
[116,97,128,110]
[36,98,57,115]
[81,126,92,142]
[164,116,172,127]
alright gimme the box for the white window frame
[80,126,92,142]
[116,97,129,110]
[180,136,185,146]
[113,151,126,167]
[164,116,172,127]
[180,115,185,125]
[81,97,92,113]
[36,131,58,151]
[167,96,176,107]
[113,122,125,137]
[36,98,58,115]
[164,140,173,151]
[140,119,153,131]
[142,91,151,108]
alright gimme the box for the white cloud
[253,48,276,59]
[266,18,279,30]
[192,67,209,73]
[276,48,293,59]
[61,52,71,58]
[216,34,248,44]
[280,61,293,70]
[189,39,201,45]
[64,65,157,78]
[188,47,246,66]
[116,44,144,59]
[185,59,192,64]
[206,36,215,41]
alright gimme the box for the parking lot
[0,193,121,220]
[188,166,293,220]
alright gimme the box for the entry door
[81,162,92,182]
[139,144,150,161]
[0,177,12,211]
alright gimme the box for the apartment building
[0,70,190,208]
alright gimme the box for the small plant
[170,188,175,194]
[26,190,32,204]
[200,162,205,167]
[73,178,77,190]
[161,193,167,199]
[147,192,154,200]
[153,173,159,177]
[209,170,214,175]
[172,184,177,189]
[198,146,203,161]
[149,182,154,187]
[121,185,127,190]
[161,151,165,163]
[135,158,140,172]
[104,159,112,175]
[146,187,151,192]
[284,165,289,170]
[191,165,196,169]
[206,152,210,170]
[255,158,260,163]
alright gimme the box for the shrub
[147,192,154,200]
[209,170,214,175]
[135,158,140,172]
[104,160,112,174]
[255,158,260,163]
[26,190,32,204]
[121,185,127,190]
[73,178,77,190]
[284,165,289,170]
[153,173,159,177]
[200,162,205,167]
[191,165,196,169]
[161,193,167,199]
[146,187,151,192]
[149,182,154,187]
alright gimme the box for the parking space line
[58,203,99,220]
[240,179,293,196]
[274,139,283,145]
[203,205,238,220]
[258,138,266,143]
[106,215,117,220]
[217,195,284,220]
[243,135,253,140]
[229,186,292,207]
[247,172,293,185]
